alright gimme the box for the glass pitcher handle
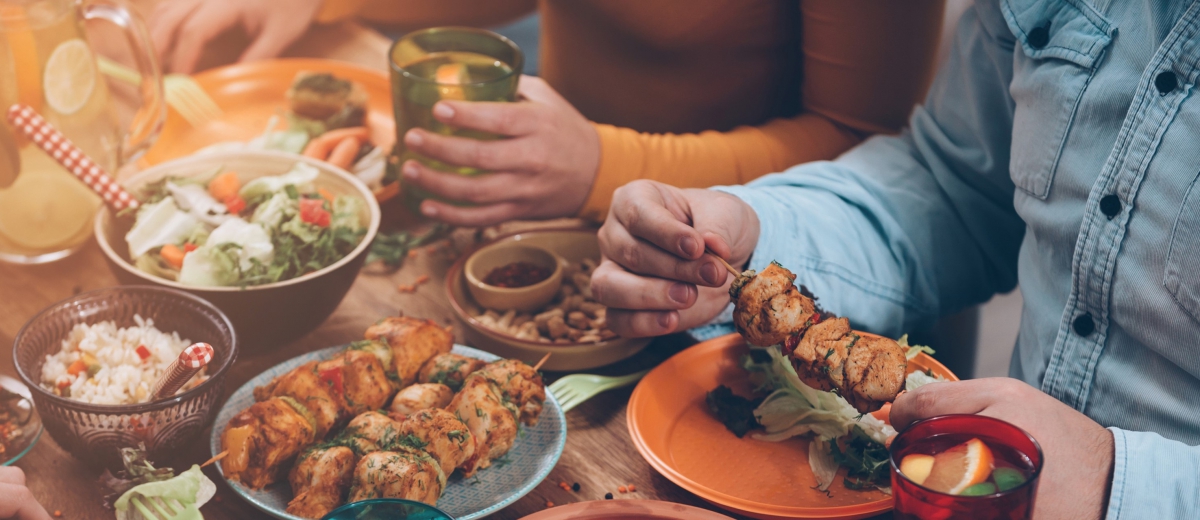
[80,0,166,164]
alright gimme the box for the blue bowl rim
[320,498,454,520]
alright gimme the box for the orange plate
[627,333,958,520]
[141,58,395,166]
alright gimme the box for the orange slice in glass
[922,437,995,495]
[1,5,42,112]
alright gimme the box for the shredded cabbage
[124,198,200,258]
[114,464,215,520]
[238,162,320,201]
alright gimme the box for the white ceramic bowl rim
[94,150,382,292]
[464,243,563,293]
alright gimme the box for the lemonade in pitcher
[0,0,163,263]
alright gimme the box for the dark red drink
[890,415,1043,520]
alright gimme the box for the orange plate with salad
[140,58,397,199]
[627,333,957,520]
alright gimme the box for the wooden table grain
[3,11,890,520]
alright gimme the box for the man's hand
[591,180,760,337]
[0,467,51,520]
[892,378,1114,520]
[150,0,322,73]
[401,76,601,226]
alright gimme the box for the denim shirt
[710,0,1200,517]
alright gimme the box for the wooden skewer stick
[202,450,228,468]
[533,352,552,371]
[705,248,742,278]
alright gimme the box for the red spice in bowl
[484,261,553,288]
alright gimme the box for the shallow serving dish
[13,286,237,469]
[447,227,650,372]
[95,150,381,348]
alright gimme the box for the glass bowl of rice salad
[14,286,237,469]
[94,150,381,348]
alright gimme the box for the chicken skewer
[730,262,907,412]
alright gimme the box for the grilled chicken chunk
[731,263,908,413]
[254,361,344,438]
[365,317,454,386]
[396,408,476,477]
[448,374,519,476]
[287,446,355,519]
[473,359,545,426]
[342,411,401,456]
[842,335,907,413]
[388,383,454,420]
[417,353,486,392]
[222,397,317,489]
[731,263,818,347]
[255,346,395,439]
[347,448,445,506]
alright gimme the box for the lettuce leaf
[238,162,319,201]
[114,465,215,520]
[125,198,201,258]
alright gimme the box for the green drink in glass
[388,27,523,212]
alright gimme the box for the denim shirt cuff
[710,184,795,275]
[1105,427,1200,519]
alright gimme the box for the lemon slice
[43,38,96,115]
[0,153,96,249]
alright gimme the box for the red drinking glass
[890,415,1044,520]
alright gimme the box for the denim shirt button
[1073,313,1095,336]
[1028,24,1051,49]
[1100,194,1122,218]
[1156,71,1178,94]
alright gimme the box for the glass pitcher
[0,0,164,264]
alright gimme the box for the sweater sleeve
[316,0,537,30]
[576,0,945,221]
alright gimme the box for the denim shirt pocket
[1002,0,1114,199]
[1165,172,1200,322]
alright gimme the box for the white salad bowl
[95,150,381,348]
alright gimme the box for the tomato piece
[299,198,331,228]
[318,366,344,396]
[224,195,246,216]
[136,344,151,360]
[183,242,198,253]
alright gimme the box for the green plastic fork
[549,369,651,413]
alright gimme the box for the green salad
[707,336,944,493]
[124,162,366,287]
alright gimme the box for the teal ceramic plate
[210,344,566,520]
[0,376,42,466]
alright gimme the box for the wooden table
[3,13,895,520]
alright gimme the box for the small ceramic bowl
[447,227,651,371]
[95,150,381,348]
[464,243,563,312]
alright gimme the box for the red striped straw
[150,342,214,400]
[5,104,139,213]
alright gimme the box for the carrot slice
[208,171,240,201]
[317,188,336,204]
[160,243,186,269]
[326,136,362,170]
[302,127,370,159]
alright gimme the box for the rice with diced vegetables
[40,315,207,405]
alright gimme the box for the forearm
[577,115,861,221]
[316,0,537,29]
